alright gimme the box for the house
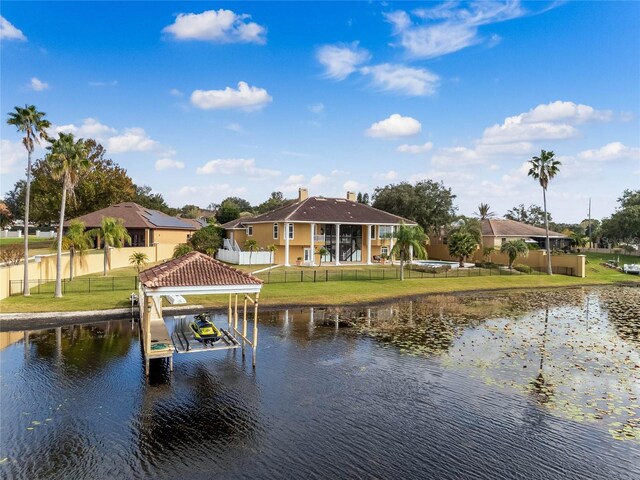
[218,189,415,266]
[480,218,570,250]
[65,202,202,247]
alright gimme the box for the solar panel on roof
[143,210,194,228]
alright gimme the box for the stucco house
[480,218,570,250]
[65,202,202,247]
[218,189,415,266]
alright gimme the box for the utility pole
[588,197,592,249]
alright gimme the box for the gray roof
[223,196,416,227]
[482,218,567,238]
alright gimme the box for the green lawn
[2,251,637,314]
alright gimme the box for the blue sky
[1,1,638,223]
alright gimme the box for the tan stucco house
[65,202,203,247]
[218,189,415,266]
[480,218,570,250]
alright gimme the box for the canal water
[1,286,638,479]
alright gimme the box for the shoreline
[2,282,637,332]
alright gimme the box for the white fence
[1,230,22,238]
[217,249,274,265]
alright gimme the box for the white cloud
[155,158,185,171]
[108,128,158,153]
[163,9,266,44]
[310,174,330,185]
[309,103,325,114]
[365,114,421,138]
[344,180,367,192]
[385,2,526,59]
[172,184,248,203]
[375,170,399,181]
[196,158,280,179]
[169,88,184,97]
[397,141,433,154]
[191,81,272,110]
[480,101,612,145]
[500,162,531,185]
[331,169,349,176]
[0,140,26,174]
[360,63,439,96]
[577,142,640,162]
[316,42,370,80]
[284,174,305,184]
[0,16,26,41]
[29,77,49,91]
[225,123,243,133]
[431,147,485,166]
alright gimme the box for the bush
[173,244,194,258]
[0,245,24,265]
[408,264,452,274]
[514,264,533,274]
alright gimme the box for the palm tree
[448,231,477,267]
[7,105,51,295]
[528,150,561,274]
[173,244,193,258]
[476,203,495,220]
[48,133,90,297]
[245,239,258,266]
[569,231,588,252]
[500,239,529,269]
[129,252,149,273]
[266,244,278,265]
[61,219,92,281]
[316,246,328,266]
[390,224,427,280]
[88,217,132,275]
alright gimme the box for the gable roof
[482,218,567,238]
[139,251,263,288]
[222,196,415,227]
[65,202,199,230]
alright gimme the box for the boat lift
[136,252,264,376]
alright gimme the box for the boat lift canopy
[138,252,263,375]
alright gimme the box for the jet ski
[189,312,222,345]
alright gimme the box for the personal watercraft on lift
[189,312,222,345]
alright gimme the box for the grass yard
[1,250,638,314]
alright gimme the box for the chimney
[298,188,308,201]
[346,191,356,202]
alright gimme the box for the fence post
[38,279,41,294]
[89,277,91,293]
[314,270,317,283]
[268,270,271,284]
[355,270,358,281]
[300,271,303,283]
[63,279,66,294]
[285,271,287,283]
[326,270,328,282]
[383,270,385,280]
[112,277,115,291]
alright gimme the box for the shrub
[514,264,532,274]
[0,245,24,265]
[173,244,194,258]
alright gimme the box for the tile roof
[482,218,567,238]
[224,196,416,226]
[65,202,199,230]
[139,251,263,288]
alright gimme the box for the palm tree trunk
[543,188,553,275]
[23,152,32,296]
[54,185,67,298]
[104,244,108,276]
[69,248,74,281]
[400,253,405,281]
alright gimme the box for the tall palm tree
[61,219,92,281]
[88,217,132,275]
[245,239,258,266]
[48,133,90,297]
[390,224,427,280]
[476,203,495,220]
[316,246,328,266]
[6,105,51,295]
[500,239,529,269]
[528,150,561,274]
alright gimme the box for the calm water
[1,286,639,480]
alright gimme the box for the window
[379,225,393,239]
[370,225,376,239]
[381,246,389,256]
[288,223,294,240]
[247,226,253,236]
[273,223,279,239]
[501,237,506,244]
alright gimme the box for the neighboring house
[480,218,570,250]
[65,202,201,247]
[219,189,416,266]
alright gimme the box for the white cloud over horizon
[196,158,280,179]
[397,141,433,154]
[360,63,439,96]
[163,9,266,44]
[0,16,26,41]
[191,81,272,110]
[366,114,421,138]
[0,140,26,174]
[155,158,185,171]
[577,142,640,162]
[108,128,158,153]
